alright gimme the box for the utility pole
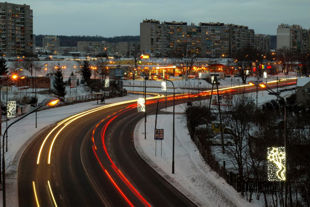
[144,75,147,140]
[215,76,225,154]
[166,80,175,174]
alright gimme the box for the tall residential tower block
[0,2,33,57]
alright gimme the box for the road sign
[105,76,110,88]
[161,81,167,91]
[154,129,164,140]
[7,101,16,118]
[137,98,145,112]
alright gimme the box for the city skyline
[2,0,310,37]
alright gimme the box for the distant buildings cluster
[140,20,255,57]
[140,19,310,58]
[0,3,309,58]
[36,37,139,57]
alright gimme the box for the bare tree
[223,95,255,192]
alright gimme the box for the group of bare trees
[186,94,310,206]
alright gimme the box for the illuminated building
[140,19,254,58]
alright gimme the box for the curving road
[18,99,195,207]
[18,78,296,207]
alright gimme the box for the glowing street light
[11,74,19,81]
[46,99,60,107]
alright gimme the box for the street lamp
[144,74,148,140]
[164,79,175,174]
[1,98,59,207]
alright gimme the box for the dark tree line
[35,35,139,47]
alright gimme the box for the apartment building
[277,24,310,53]
[105,41,140,57]
[0,2,33,57]
[254,34,271,53]
[42,35,60,54]
[140,19,254,58]
[77,41,105,56]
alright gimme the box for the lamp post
[1,98,59,207]
[144,74,147,140]
[165,79,175,174]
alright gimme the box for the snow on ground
[1,94,140,207]
[134,105,257,207]
[297,76,310,87]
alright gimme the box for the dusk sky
[4,0,310,37]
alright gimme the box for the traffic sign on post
[154,129,164,140]
[137,98,145,112]
[161,81,167,91]
[7,101,16,118]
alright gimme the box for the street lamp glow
[259,83,267,89]
[11,74,19,80]
[46,99,60,107]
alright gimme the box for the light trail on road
[22,78,296,207]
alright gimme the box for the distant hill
[35,35,140,47]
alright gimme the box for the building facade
[254,34,271,53]
[77,41,105,56]
[140,19,254,58]
[105,41,140,57]
[42,35,60,55]
[277,24,310,53]
[0,2,33,57]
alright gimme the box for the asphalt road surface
[18,99,196,207]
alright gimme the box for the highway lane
[91,101,195,207]
[18,104,129,206]
[18,77,297,206]
[18,100,196,207]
